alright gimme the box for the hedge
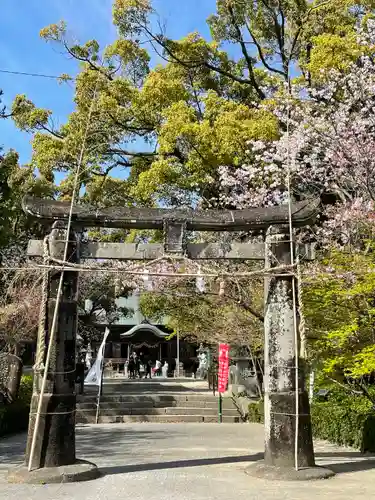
[311,399,375,452]
[0,375,33,437]
[248,395,375,452]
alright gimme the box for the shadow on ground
[77,425,172,459]
[0,433,26,466]
[0,427,170,466]
[315,451,375,474]
[99,453,264,476]
[98,451,375,477]
[2,429,375,478]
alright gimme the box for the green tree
[140,273,263,347]
[0,89,54,263]
[7,0,375,371]
[78,264,133,347]
[304,249,375,402]
[11,0,373,209]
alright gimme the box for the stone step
[84,387,210,394]
[76,414,241,424]
[77,400,235,410]
[78,394,229,404]
[76,407,239,417]
[164,407,238,416]
[97,382,205,389]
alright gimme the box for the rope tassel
[33,235,49,374]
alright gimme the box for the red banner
[218,343,230,393]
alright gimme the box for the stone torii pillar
[8,221,99,484]
[246,226,334,480]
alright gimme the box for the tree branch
[177,289,264,323]
[91,164,117,177]
[226,5,266,99]
[278,0,286,43]
[107,112,154,134]
[140,23,256,88]
[244,19,287,78]
[63,41,114,81]
[188,72,204,120]
[287,1,332,70]
[37,121,64,139]
[327,376,362,396]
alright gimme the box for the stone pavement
[1,423,375,500]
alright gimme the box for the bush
[18,375,33,403]
[311,396,375,452]
[0,374,32,437]
[247,392,375,452]
[248,400,264,423]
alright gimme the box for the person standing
[145,357,153,379]
[128,357,135,379]
[134,353,141,379]
[139,352,145,379]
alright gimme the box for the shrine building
[88,292,198,375]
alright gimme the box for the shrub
[18,375,33,403]
[247,392,375,452]
[248,400,264,423]
[0,374,32,437]
[311,396,375,452]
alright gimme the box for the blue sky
[0,0,216,167]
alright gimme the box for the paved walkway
[1,423,375,499]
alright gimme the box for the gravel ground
[1,423,375,500]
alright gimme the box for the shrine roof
[120,324,169,339]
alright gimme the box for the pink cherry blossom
[218,20,375,248]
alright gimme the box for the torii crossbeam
[22,196,320,231]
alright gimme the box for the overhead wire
[0,263,296,279]
[0,68,72,80]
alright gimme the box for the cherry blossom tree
[216,20,375,398]
[219,20,375,247]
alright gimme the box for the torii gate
[8,196,334,483]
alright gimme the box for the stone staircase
[76,379,242,424]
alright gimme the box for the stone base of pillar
[265,390,316,468]
[8,460,100,484]
[25,393,77,469]
[245,462,335,481]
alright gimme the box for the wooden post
[25,221,79,469]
